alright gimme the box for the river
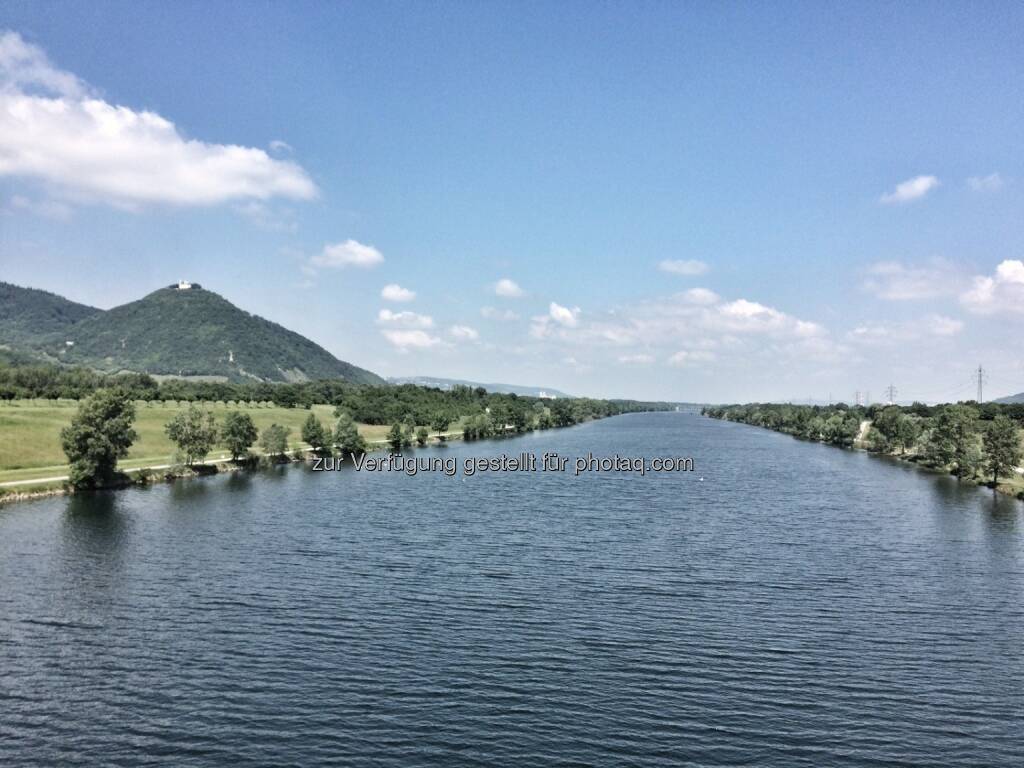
[1,412,1022,766]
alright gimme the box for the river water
[1,413,1022,766]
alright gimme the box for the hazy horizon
[2,3,1023,402]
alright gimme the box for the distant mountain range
[388,376,572,398]
[994,392,1024,404]
[0,281,383,385]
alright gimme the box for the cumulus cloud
[526,288,837,371]
[548,302,580,327]
[967,173,1004,192]
[0,31,317,208]
[847,314,964,345]
[381,329,441,350]
[377,308,434,328]
[682,287,719,305]
[311,240,383,269]
[381,283,415,302]
[494,278,523,297]
[960,259,1024,314]
[880,175,939,204]
[480,306,519,321]
[449,325,480,341]
[658,259,709,276]
[862,259,960,300]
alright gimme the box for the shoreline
[715,415,1024,502]
[0,429,469,507]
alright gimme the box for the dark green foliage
[2,282,382,385]
[59,388,137,488]
[0,282,100,347]
[165,406,220,466]
[705,400,1022,484]
[415,425,429,446]
[983,415,1022,485]
[301,413,330,454]
[260,424,291,459]
[221,411,258,461]
[333,410,367,455]
[385,423,409,454]
[430,411,451,438]
[923,405,981,478]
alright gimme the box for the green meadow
[0,400,396,484]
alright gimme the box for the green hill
[0,281,101,346]
[0,282,383,385]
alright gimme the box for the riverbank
[704,408,1024,501]
[0,427,469,506]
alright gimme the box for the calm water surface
[1,413,1023,766]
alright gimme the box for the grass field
[0,400,399,484]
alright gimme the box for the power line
[885,383,897,405]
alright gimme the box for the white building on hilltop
[176,280,193,290]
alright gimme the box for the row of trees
[703,402,1023,486]
[1,362,676,425]
[58,382,646,488]
[61,391,295,488]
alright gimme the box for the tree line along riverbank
[703,402,1024,499]
[0,367,675,502]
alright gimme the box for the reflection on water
[1,413,1022,767]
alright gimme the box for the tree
[893,415,922,455]
[387,422,406,452]
[415,425,429,446]
[260,423,291,460]
[983,415,1021,486]
[165,405,219,467]
[334,411,367,455]
[924,405,981,478]
[221,411,258,461]
[60,388,137,488]
[301,412,329,454]
[430,411,451,440]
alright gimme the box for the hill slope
[3,282,382,385]
[994,392,1024,404]
[0,282,101,346]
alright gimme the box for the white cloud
[480,306,519,321]
[381,283,415,302]
[847,314,964,345]
[494,278,523,297]
[967,173,1004,192]
[311,240,383,269]
[682,287,719,305]
[268,139,293,154]
[880,175,939,204]
[618,353,654,365]
[658,259,709,276]
[0,32,317,208]
[961,259,1024,314]
[862,259,960,300]
[377,308,434,328]
[449,325,480,341]
[381,329,441,350]
[525,287,838,373]
[548,302,580,327]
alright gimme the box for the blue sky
[2,1,1023,402]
